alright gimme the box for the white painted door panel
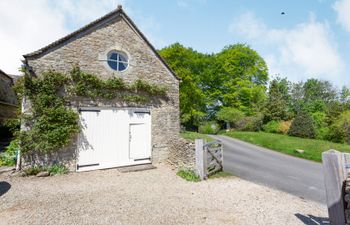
[78,111,103,171]
[77,108,152,172]
[129,123,151,160]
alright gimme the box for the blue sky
[0,0,349,87]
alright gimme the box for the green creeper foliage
[19,71,80,155]
[70,67,167,103]
[288,111,316,139]
[17,67,167,156]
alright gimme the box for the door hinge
[78,109,101,113]
[77,163,99,170]
[134,157,151,161]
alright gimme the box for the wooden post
[322,150,346,225]
[195,139,206,180]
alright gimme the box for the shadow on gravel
[295,213,329,225]
[0,181,11,196]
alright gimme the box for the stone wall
[24,13,180,167]
[0,73,17,106]
[0,72,18,123]
[0,103,17,123]
[168,138,196,169]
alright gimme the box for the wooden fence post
[322,150,346,225]
[195,139,206,180]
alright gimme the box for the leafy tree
[159,43,207,129]
[216,107,245,129]
[263,77,291,122]
[288,111,316,139]
[340,86,350,103]
[311,111,329,140]
[159,43,268,128]
[215,44,268,115]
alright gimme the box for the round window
[107,51,129,71]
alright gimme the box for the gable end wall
[25,16,180,167]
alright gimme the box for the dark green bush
[198,121,220,134]
[288,111,316,138]
[0,140,19,166]
[236,114,264,131]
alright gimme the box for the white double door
[77,108,151,172]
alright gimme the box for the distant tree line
[159,43,350,144]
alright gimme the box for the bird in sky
[281,12,285,15]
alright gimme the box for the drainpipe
[15,95,27,171]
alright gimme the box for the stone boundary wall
[168,138,195,169]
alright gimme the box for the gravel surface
[0,164,328,225]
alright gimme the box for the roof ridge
[23,6,180,80]
[23,7,122,58]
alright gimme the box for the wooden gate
[195,139,223,180]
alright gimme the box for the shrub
[0,139,19,166]
[279,120,292,134]
[216,107,245,129]
[47,164,69,175]
[177,168,200,182]
[328,110,350,144]
[198,121,220,134]
[236,114,264,131]
[288,111,316,138]
[263,120,292,134]
[263,121,280,133]
[23,164,69,176]
[311,112,329,140]
[23,166,44,176]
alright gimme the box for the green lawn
[224,131,350,162]
[180,131,214,142]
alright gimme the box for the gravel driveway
[0,164,328,225]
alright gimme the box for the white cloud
[0,0,126,74]
[0,0,167,74]
[0,0,68,74]
[229,11,345,85]
[333,0,350,33]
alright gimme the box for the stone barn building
[22,6,180,171]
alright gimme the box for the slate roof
[23,5,180,81]
[0,69,14,85]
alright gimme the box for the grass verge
[224,131,350,162]
[180,131,214,142]
[177,168,201,182]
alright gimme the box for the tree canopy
[159,42,350,144]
